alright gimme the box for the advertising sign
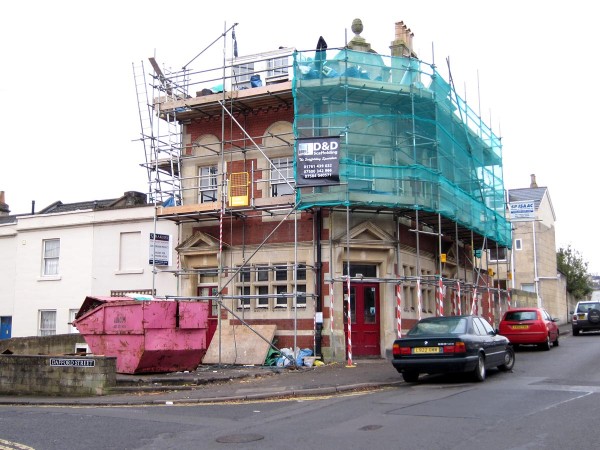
[149,233,171,266]
[509,201,535,220]
[296,136,340,186]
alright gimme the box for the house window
[232,62,254,89]
[256,285,269,308]
[238,286,250,309]
[267,56,288,78]
[295,264,307,281]
[515,239,522,251]
[275,265,288,281]
[119,232,141,271]
[294,285,307,308]
[199,165,218,203]
[238,266,250,283]
[42,239,60,276]
[271,157,295,197]
[521,283,535,293]
[488,247,508,262]
[348,153,374,191]
[275,285,288,308]
[69,309,79,334]
[39,310,56,336]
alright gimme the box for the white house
[0,191,178,338]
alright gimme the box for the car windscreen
[407,317,467,335]
[577,303,600,313]
[504,311,537,321]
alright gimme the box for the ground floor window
[39,310,56,336]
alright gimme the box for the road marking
[0,438,35,450]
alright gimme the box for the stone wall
[0,334,87,355]
[0,355,116,396]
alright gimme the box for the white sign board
[149,233,171,266]
[509,201,535,220]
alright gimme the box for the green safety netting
[292,48,511,248]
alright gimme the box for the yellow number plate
[413,347,441,354]
[511,325,529,330]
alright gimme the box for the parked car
[571,301,600,335]
[498,307,559,350]
[391,315,514,383]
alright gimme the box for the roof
[37,191,148,214]
[508,187,547,210]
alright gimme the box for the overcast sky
[1,1,597,273]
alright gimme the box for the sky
[1,1,598,272]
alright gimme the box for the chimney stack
[530,174,538,188]
[390,20,415,57]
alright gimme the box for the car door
[474,317,505,366]
[542,309,559,341]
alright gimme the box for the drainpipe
[315,208,323,356]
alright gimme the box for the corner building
[138,19,512,361]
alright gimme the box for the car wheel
[538,335,551,351]
[588,309,600,324]
[473,354,486,382]
[553,333,559,347]
[573,328,580,336]
[498,346,515,372]
[402,371,419,383]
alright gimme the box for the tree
[557,245,592,299]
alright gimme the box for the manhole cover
[216,433,265,443]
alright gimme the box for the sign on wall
[149,233,171,266]
[296,136,340,186]
[509,201,535,220]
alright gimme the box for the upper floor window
[267,56,288,78]
[199,166,218,203]
[515,239,522,251]
[271,157,295,197]
[232,62,254,89]
[42,239,60,276]
[488,247,508,262]
[348,153,374,191]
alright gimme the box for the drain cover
[216,433,265,443]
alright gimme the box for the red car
[498,307,559,350]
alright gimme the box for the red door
[344,283,380,357]
[198,286,218,344]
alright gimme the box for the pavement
[0,358,403,407]
[0,323,573,407]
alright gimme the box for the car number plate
[578,314,586,320]
[413,347,441,354]
[511,325,529,329]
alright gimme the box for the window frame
[271,157,295,197]
[42,238,60,276]
[198,165,218,203]
[39,309,57,336]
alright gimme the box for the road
[1,331,599,450]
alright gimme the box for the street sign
[509,201,535,219]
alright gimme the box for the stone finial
[348,18,371,52]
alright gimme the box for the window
[39,310,56,336]
[238,267,250,283]
[521,283,535,293]
[267,56,288,78]
[488,247,507,262]
[295,264,307,281]
[119,232,141,272]
[256,265,269,282]
[275,265,288,281]
[199,165,218,203]
[515,239,522,251]
[295,285,307,308]
[256,286,269,308]
[69,309,79,334]
[348,153,374,191]
[275,285,288,308]
[238,286,250,309]
[42,239,60,276]
[232,62,254,89]
[271,157,295,197]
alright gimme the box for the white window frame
[42,239,60,276]
[488,247,508,262]
[39,310,56,336]
[198,165,218,203]
[266,56,289,79]
[69,309,79,334]
[348,153,374,191]
[232,62,254,89]
[515,239,522,251]
[271,157,295,197]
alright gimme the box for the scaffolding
[132,23,514,363]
